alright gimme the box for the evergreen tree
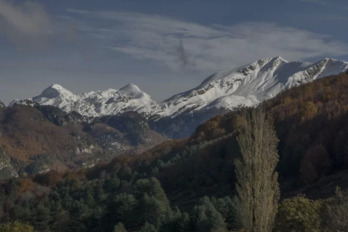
[192,196,227,232]
[141,194,169,225]
[111,193,138,227]
[136,178,171,225]
[234,109,280,232]
[31,202,51,232]
[210,196,240,230]
[160,208,190,232]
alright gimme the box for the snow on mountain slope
[285,58,348,88]
[32,84,79,112]
[159,57,348,117]
[23,57,348,120]
[31,83,160,117]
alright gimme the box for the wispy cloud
[0,0,53,49]
[66,10,348,72]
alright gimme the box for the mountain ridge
[15,57,348,138]
[160,57,348,117]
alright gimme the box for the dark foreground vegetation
[2,72,348,231]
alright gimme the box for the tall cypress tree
[234,109,280,232]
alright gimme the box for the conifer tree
[193,196,227,232]
[234,109,280,232]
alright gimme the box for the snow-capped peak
[22,57,348,121]
[30,84,78,112]
[50,83,68,90]
[30,83,159,117]
[118,83,148,98]
[40,84,76,99]
[198,56,288,87]
[275,56,287,61]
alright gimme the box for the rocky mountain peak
[118,83,148,99]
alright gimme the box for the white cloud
[67,10,348,72]
[0,0,53,48]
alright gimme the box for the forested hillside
[2,72,348,231]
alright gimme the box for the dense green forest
[2,72,348,231]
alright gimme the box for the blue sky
[0,0,348,104]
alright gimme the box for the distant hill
[0,104,166,178]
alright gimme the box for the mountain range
[0,57,348,231]
[2,64,348,232]
[12,57,348,138]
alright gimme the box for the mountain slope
[102,72,348,204]
[0,104,166,178]
[152,57,348,137]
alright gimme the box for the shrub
[321,187,348,232]
[275,196,322,232]
[0,221,36,232]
